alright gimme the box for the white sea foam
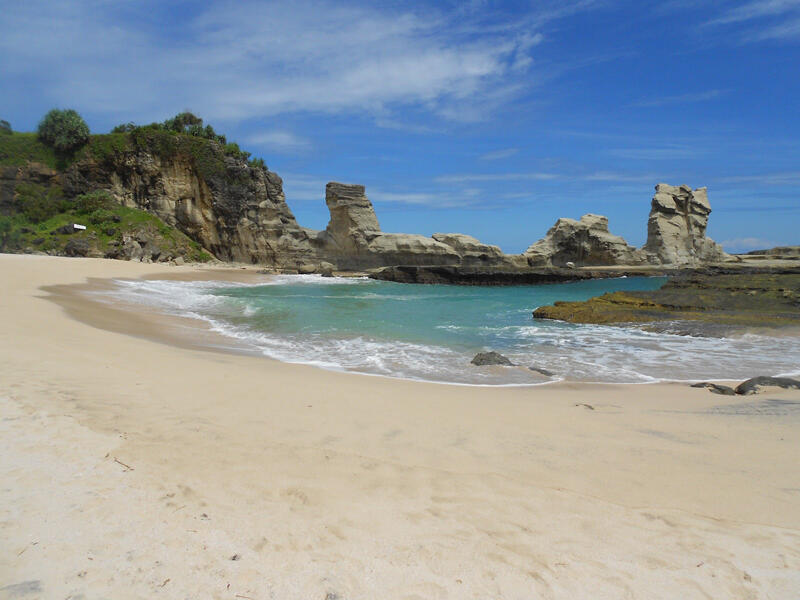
[93,277,800,386]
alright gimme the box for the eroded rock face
[431,233,526,268]
[63,147,316,267]
[524,214,643,267]
[311,182,460,269]
[644,184,729,265]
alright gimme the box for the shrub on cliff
[0,120,11,135]
[0,217,22,251]
[37,109,90,152]
[14,183,67,223]
[74,190,114,214]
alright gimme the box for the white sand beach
[1,253,799,599]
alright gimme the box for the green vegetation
[37,109,90,153]
[0,217,22,251]
[110,111,266,170]
[13,182,67,223]
[0,109,267,263]
[2,110,267,174]
[0,132,62,169]
[1,183,211,262]
[533,273,800,329]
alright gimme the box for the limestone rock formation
[63,148,316,267]
[644,184,729,265]
[524,214,643,267]
[431,233,526,268]
[310,182,460,269]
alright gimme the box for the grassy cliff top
[0,129,264,182]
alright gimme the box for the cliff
[63,132,316,266]
[2,129,734,273]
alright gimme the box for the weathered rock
[529,366,554,376]
[431,233,526,268]
[471,351,515,366]
[313,182,460,269]
[644,184,730,265]
[525,214,644,267]
[62,142,315,267]
[746,246,800,258]
[532,270,800,329]
[63,238,89,257]
[371,265,609,285]
[734,376,800,395]
[54,224,76,235]
[690,382,736,395]
[322,182,381,252]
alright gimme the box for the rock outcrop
[64,146,316,267]
[308,182,460,269]
[431,233,526,268]
[522,185,731,268]
[471,351,515,366]
[643,184,729,265]
[1,128,738,273]
[524,214,643,267]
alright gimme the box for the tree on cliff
[37,109,90,152]
[0,120,11,135]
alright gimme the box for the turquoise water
[108,275,800,385]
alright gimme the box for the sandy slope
[0,254,798,600]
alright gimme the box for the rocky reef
[532,269,800,330]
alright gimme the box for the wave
[93,276,800,386]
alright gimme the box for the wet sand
[1,254,799,599]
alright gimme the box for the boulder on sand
[471,351,515,366]
[734,376,800,395]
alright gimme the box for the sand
[1,254,798,599]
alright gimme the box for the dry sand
[1,253,798,599]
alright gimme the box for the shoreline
[2,254,799,598]
[45,265,799,388]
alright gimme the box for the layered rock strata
[307,182,460,269]
[64,148,315,267]
[523,184,731,268]
[525,214,643,267]
[643,184,729,264]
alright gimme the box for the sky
[1,0,799,253]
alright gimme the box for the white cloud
[436,172,558,184]
[719,237,777,252]
[716,171,800,185]
[630,90,728,108]
[706,0,800,25]
[704,0,800,42]
[247,131,311,154]
[479,148,519,161]
[0,1,592,124]
[608,146,704,160]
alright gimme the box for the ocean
[103,275,800,386]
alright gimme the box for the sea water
[104,275,800,385]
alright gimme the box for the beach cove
[1,253,799,599]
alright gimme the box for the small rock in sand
[471,351,515,367]
[735,376,800,395]
[690,382,736,396]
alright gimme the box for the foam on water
[97,275,800,386]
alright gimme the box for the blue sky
[2,0,799,253]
